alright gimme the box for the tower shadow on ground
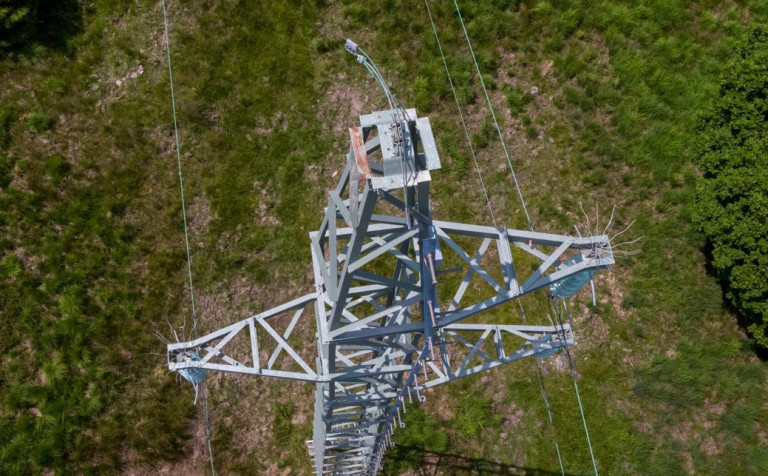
[396,448,577,476]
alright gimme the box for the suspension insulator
[534,339,560,359]
[549,253,594,299]
[177,351,207,385]
[535,347,560,360]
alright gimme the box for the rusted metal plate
[349,126,371,180]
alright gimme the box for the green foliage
[273,402,295,447]
[1,0,767,475]
[342,3,370,25]
[525,124,538,140]
[0,2,35,53]
[384,406,448,474]
[471,116,495,149]
[413,75,432,111]
[632,338,766,473]
[42,75,64,94]
[25,111,53,133]
[435,118,470,176]
[44,155,69,187]
[750,445,768,474]
[452,394,500,438]
[504,85,532,115]
[0,4,197,471]
[634,339,764,410]
[693,26,768,349]
[0,0,83,57]
[0,153,165,472]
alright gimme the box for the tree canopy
[0,2,35,53]
[694,26,768,349]
[0,0,81,56]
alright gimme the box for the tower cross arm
[167,292,324,382]
[329,220,613,344]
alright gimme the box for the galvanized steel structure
[168,107,614,475]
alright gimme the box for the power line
[422,0,496,228]
[423,2,564,474]
[450,0,534,232]
[447,2,599,471]
[517,297,566,476]
[160,1,216,474]
[550,298,600,476]
[432,2,603,474]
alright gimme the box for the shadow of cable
[393,448,577,476]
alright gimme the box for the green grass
[505,85,534,116]
[24,111,53,133]
[0,0,766,475]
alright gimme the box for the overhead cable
[161,1,216,474]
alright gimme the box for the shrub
[0,1,82,56]
[504,85,532,115]
[25,111,53,133]
[452,394,500,438]
[385,406,448,474]
[0,3,35,54]
[693,26,768,349]
[471,116,495,149]
[525,124,538,140]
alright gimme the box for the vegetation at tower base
[693,25,768,351]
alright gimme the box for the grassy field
[1,0,767,474]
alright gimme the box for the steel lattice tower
[168,106,614,475]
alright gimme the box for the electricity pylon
[168,105,614,475]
